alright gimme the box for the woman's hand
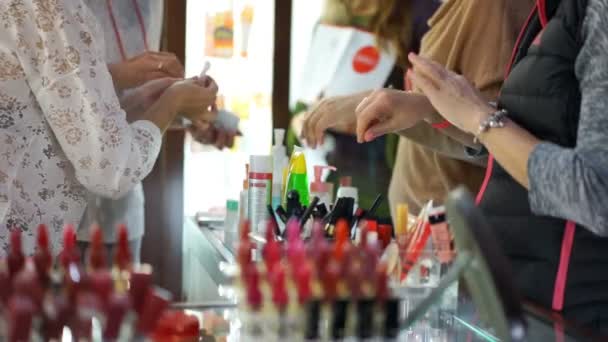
[120,77,180,121]
[354,89,434,143]
[407,53,495,135]
[301,94,363,148]
[167,76,219,123]
[109,51,185,90]
[189,120,238,150]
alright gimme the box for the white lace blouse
[0,0,162,255]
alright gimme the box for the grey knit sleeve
[527,0,608,236]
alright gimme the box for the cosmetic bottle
[248,155,273,234]
[285,149,309,207]
[310,165,336,208]
[335,176,358,215]
[240,164,250,222]
[13,268,45,311]
[7,294,35,342]
[269,262,289,338]
[33,224,53,285]
[237,221,253,268]
[241,262,263,338]
[104,292,135,340]
[262,222,281,274]
[429,206,458,330]
[7,229,25,279]
[60,225,80,270]
[0,266,10,305]
[272,129,289,210]
[129,264,153,316]
[135,287,172,337]
[88,224,107,271]
[112,225,132,293]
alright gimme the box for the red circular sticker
[352,46,380,74]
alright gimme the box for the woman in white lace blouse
[0,0,218,254]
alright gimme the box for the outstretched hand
[407,53,494,135]
[354,89,434,143]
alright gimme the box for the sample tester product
[248,155,273,234]
[310,165,337,208]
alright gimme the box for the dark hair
[340,0,414,67]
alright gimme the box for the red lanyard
[106,0,150,61]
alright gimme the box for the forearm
[328,91,372,135]
[108,63,128,92]
[141,88,181,134]
[119,90,147,123]
[477,118,541,189]
[398,122,487,166]
[397,96,485,163]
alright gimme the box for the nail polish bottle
[285,219,305,266]
[88,270,114,305]
[41,293,71,340]
[262,221,281,274]
[0,266,10,305]
[113,225,132,293]
[59,225,80,270]
[376,262,399,339]
[12,268,44,311]
[237,221,253,268]
[333,219,351,262]
[269,263,289,338]
[7,295,35,342]
[295,258,321,340]
[321,257,340,340]
[7,229,25,279]
[34,224,53,285]
[347,251,374,339]
[129,264,153,317]
[73,291,103,341]
[88,224,107,271]
[114,224,132,271]
[241,263,263,338]
[135,287,172,337]
[103,292,134,340]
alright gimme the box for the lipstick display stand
[178,188,601,341]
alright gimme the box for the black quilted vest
[478,0,608,319]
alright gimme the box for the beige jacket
[389,0,535,215]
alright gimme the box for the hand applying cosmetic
[188,62,239,149]
[354,88,435,143]
[407,53,495,135]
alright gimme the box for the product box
[293,24,397,104]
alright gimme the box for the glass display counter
[178,188,602,341]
